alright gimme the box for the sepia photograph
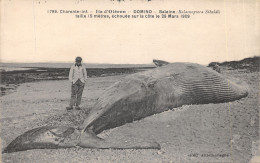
[1,0,259,162]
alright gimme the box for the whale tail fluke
[2,126,79,153]
[3,126,160,153]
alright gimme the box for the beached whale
[3,62,248,153]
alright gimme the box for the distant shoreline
[0,63,156,69]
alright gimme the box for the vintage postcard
[1,0,259,162]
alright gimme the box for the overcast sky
[1,0,259,64]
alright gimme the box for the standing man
[66,57,87,110]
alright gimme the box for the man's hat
[75,57,82,62]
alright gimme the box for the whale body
[3,62,248,153]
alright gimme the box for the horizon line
[0,55,259,65]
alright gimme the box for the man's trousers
[70,79,85,107]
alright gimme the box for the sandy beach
[0,63,259,163]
